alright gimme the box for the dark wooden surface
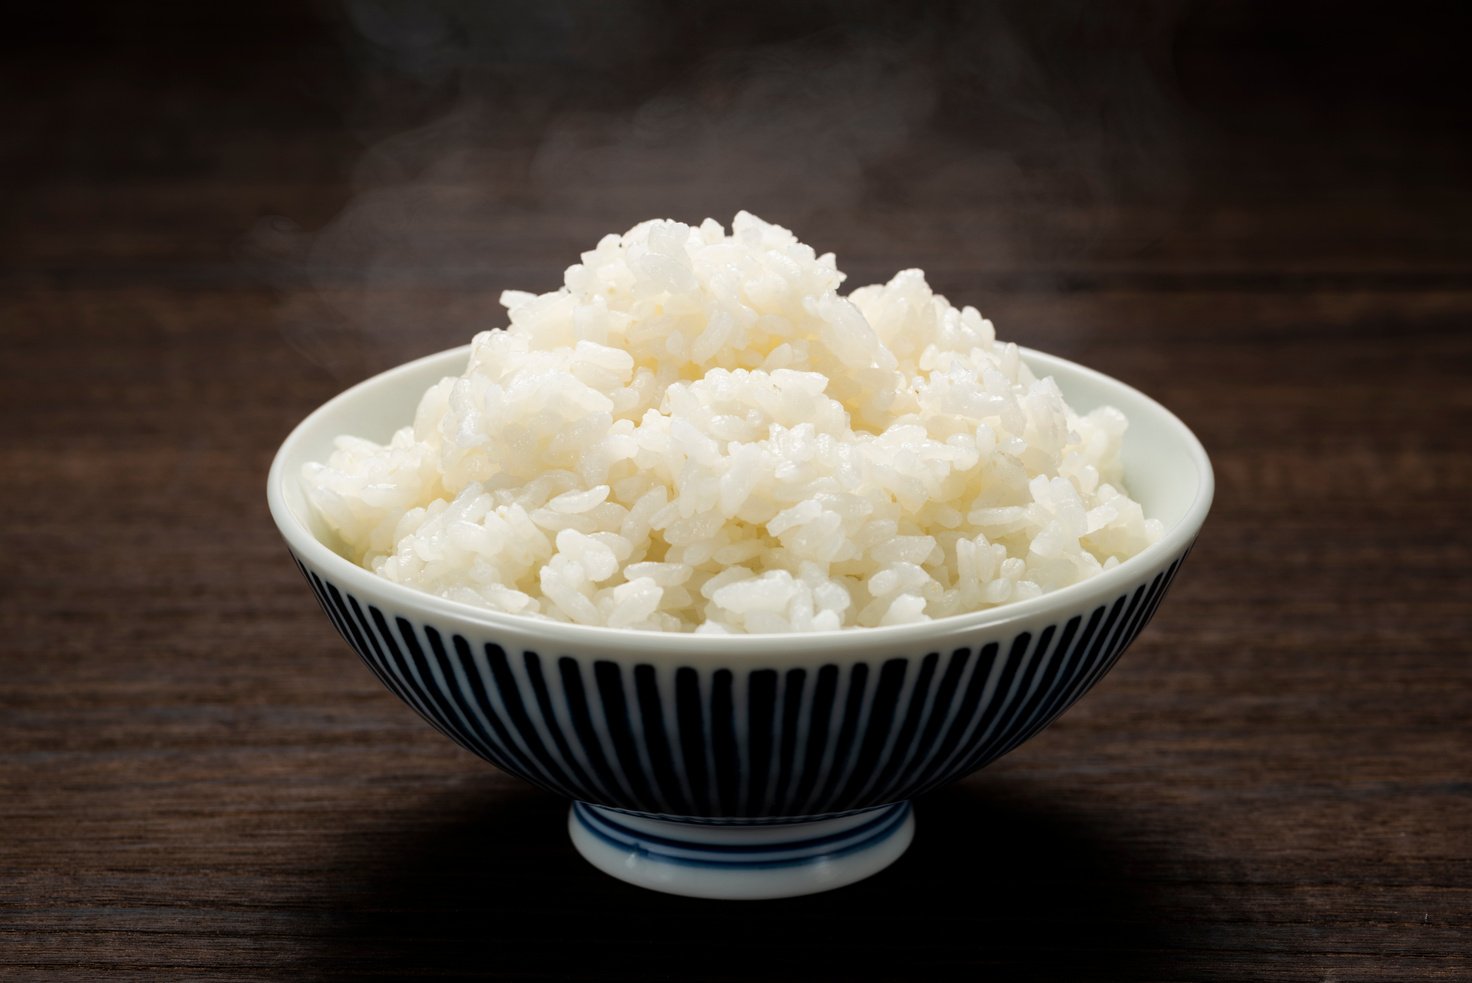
[3,3,1469,979]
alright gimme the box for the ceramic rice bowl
[267,345,1212,899]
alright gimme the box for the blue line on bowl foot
[567,801,915,899]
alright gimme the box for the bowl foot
[567,801,914,899]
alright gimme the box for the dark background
[2,2,1469,979]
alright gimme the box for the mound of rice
[304,212,1161,633]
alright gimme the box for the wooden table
[3,4,1468,979]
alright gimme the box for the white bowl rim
[267,344,1213,658]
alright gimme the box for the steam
[255,1,1193,380]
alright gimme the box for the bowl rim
[267,343,1213,657]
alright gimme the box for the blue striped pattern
[295,553,1186,822]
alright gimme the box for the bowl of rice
[267,213,1213,899]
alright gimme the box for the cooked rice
[304,213,1161,632]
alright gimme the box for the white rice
[304,213,1162,633]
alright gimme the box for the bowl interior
[268,343,1212,649]
[278,349,475,562]
[1036,355,1203,531]
[275,344,1206,537]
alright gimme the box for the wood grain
[2,3,1469,979]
